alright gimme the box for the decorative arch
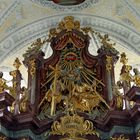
[0,13,140,64]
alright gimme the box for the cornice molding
[0,13,140,64]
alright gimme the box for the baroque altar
[0,16,140,140]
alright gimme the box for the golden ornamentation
[47,16,117,56]
[120,52,128,65]
[71,82,110,112]
[47,16,89,41]
[120,69,132,83]
[39,42,108,117]
[39,60,108,116]
[59,16,80,32]
[81,27,93,34]
[10,102,15,113]
[48,28,57,41]
[29,59,36,78]
[133,68,140,87]
[31,38,46,48]
[50,113,99,139]
[23,38,46,58]
[98,34,115,48]
[13,58,22,70]
[111,134,129,140]
[106,55,112,72]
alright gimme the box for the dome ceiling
[0,0,140,82]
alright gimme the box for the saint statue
[133,68,140,87]
[19,87,29,112]
[0,72,9,93]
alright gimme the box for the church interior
[0,0,140,140]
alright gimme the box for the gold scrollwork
[29,59,36,78]
[50,113,99,139]
[48,16,83,41]
[31,38,46,48]
[58,16,80,32]
[106,55,112,72]
[120,52,128,65]
[98,34,116,48]
[13,58,22,70]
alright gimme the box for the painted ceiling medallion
[31,0,101,11]
[51,0,85,6]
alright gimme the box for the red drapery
[54,33,85,50]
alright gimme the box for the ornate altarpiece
[0,16,140,140]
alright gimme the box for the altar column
[97,39,119,102]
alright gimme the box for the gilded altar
[0,16,140,140]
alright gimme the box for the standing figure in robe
[0,72,9,93]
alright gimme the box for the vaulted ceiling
[0,0,140,82]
